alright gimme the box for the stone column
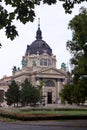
[56,78,63,103]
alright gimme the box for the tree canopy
[60,7,87,105]
[0,0,86,43]
[67,7,87,80]
[60,84,74,104]
[20,79,33,105]
[0,90,4,105]
[59,0,87,13]
[5,79,41,107]
[5,80,20,107]
[67,8,87,104]
[21,79,40,106]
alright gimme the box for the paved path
[0,120,87,130]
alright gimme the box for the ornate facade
[0,22,69,105]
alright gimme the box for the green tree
[0,0,56,41]
[20,79,32,106]
[5,80,20,107]
[60,84,74,104]
[29,86,40,106]
[21,79,40,106]
[59,0,86,13]
[0,90,4,106]
[66,7,87,104]
[0,0,86,43]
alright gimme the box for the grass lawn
[1,107,87,115]
[0,107,87,122]
[22,110,87,116]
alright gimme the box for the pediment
[37,67,66,76]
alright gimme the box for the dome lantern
[36,18,42,40]
[25,19,52,56]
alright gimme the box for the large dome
[26,24,52,56]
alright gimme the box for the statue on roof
[61,62,66,71]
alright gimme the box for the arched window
[40,58,47,66]
[40,58,51,66]
[48,59,51,66]
[45,80,55,87]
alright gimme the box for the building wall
[0,44,68,106]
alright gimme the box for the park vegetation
[0,107,87,121]
[0,0,86,45]
[60,7,87,105]
[5,79,41,107]
[0,1,87,108]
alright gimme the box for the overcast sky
[0,1,86,79]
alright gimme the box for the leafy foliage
[0,90,4,104]
[67,7,87,78]
[5,80,20,107]
[20,79,32,105]
[5,79,41,107]
[21,79,40,106]
[29,86,40,105]
[60,7,87,105]
[0,0,86,42]
[60,84,74,104]
[59,0,86,13]
[0,0,56,41]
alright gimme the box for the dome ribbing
[26,21,52,56]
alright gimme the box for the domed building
[0,22,68,105]
[11,22,68,105]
